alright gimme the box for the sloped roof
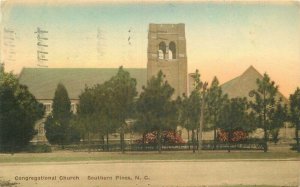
[19,68,147,100]
[221,66,288,103]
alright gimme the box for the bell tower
[147,23,187,98]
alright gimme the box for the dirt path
[0,160,299,187]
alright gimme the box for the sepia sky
[1,1,300,97]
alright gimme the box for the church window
[169,41,176,59]
[44,103,52,113]
[158,41,166,60]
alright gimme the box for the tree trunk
[296,122,299,153]
[263,94,268,152]
[88,132,91,153]
[187,130,190,150]
[192,130,195,153]
[158,129,162,154]
[142,132,146,151]
[213,127,217,150]
[101,135,105,151]
[263,126,268,152]
[106,132,109,151]
[120,125,125,154]
[228,130,231,153]
[198,86,206,153]
[196,128,199,146]
[120,132,122,152]
[198,107,204,153]
[102,135,105,144]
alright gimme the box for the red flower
[135,131,185,144]
[217,129,248,142]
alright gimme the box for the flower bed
[135,131,186,144]
[217,129,248,142]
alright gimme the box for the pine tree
[45,83,79,147]
[136,71,177,153]
[206,76,228,149]
[249,73,278,152]
[107,66,137,153]
[0,68,44,152]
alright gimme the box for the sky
[1,0,300,97]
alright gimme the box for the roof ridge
[221,65,288,102]
[241,65,263,78]
[220,74,241,87]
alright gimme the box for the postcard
[0,0,300,187]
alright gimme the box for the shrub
[217,129,248,142]
[25,144,52,153]
[135,131,185,144]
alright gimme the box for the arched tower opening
[169,41,176,60]
[158,41,166,60]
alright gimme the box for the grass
[0,150,299,163]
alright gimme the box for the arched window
[169,41,176,59]
[158,41,166,60]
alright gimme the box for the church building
[17,23,292,143]
[18,23,188,143]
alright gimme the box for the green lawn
[0,151,299,163]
